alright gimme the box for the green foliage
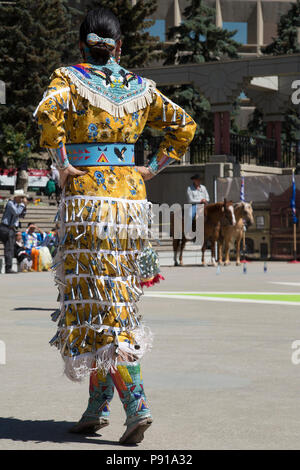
[0,0,81,158]
[260,0,300,144]
[86,0,162,68]
[161,0,240,140]
[247,108,266,137]
[262,0,300,55]
[0,124,32,168]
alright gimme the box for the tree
[0,0,81,159]
[86,0,162,68]
[0,124,32,169]
[258,0,300,145]
[161,0,240,140]
[262,0,300,55]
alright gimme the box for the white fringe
[60,67,157,118]
[63,323,153,382]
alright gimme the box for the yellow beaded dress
[35,55,197,382]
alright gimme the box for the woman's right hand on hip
[58,165,88,189]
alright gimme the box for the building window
[223,22,248,44]
[256,216,265,229]
[145,19,166,42]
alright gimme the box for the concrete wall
[145,164,205,206]
[145,157,289,206]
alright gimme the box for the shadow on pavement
[13,308,55,311]
[0,417,120,446]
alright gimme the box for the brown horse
[171,199,235,266]
[201,200,236,266]
[218,201,254,266]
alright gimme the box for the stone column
[257,0,264,55]
[174,0,182,27]
[215,0,223,28]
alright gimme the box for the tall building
[75,1,298,57]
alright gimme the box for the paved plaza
[0,260,300,449]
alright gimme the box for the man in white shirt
[186,174,209,239]
[187,174,210,206]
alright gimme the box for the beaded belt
[66,143,135,167]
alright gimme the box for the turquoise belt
[66,143,135,167]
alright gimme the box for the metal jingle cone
[116,233,122,251]
[51,258,64,270]
[103,283,111,303]
[54,209,60,222]
[54,277,67,288]
[75,259,79,276]
[96,237,102,252]
[76,200,86,220]
[96,205,102,223]
[96,258,103,275]
[84,304,92,325]
[91,225,95,252]
[70,285,76,301]
[77,283,83,300]
[71,199,75,222]
[49,332,60,346]
[51,309,61,322]
[64,200,69,223]
[74,231,84,242]
[105,256,118,275]
[88,262,95,277]
[78,260,87,272]
[87,280,94,299]
[69,335,79,349]
[119,261,133,275]
[117,284,126,303]
[91,278,100,300]
[76,305,81,325]
[126,287,134,303]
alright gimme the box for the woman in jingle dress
[35,7,197,445]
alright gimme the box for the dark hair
[80,8,121,65]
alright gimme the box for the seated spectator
[40,227,58,257]
[14,231,33,272]
[22,223,52,271]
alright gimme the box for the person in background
[15,231,33,272]
[186,174,210,241]
[16,156,29,194]
[0,189,28,273]
[45,175,56,200]
[22,223,52,271]
[42,225,59,257]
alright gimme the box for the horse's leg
[211,239,218,266]
[236,234,242,266]
[173,238,179,266]
[179,236,186,266]
[224,237,231,266]
[218,239,223,265]
[201,240,207,266]
[211,225,220,266]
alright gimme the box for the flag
[290,171,298,224]
[240,176,245,202]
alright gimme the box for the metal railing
[230,133,277,166]
[135,134,298,168]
